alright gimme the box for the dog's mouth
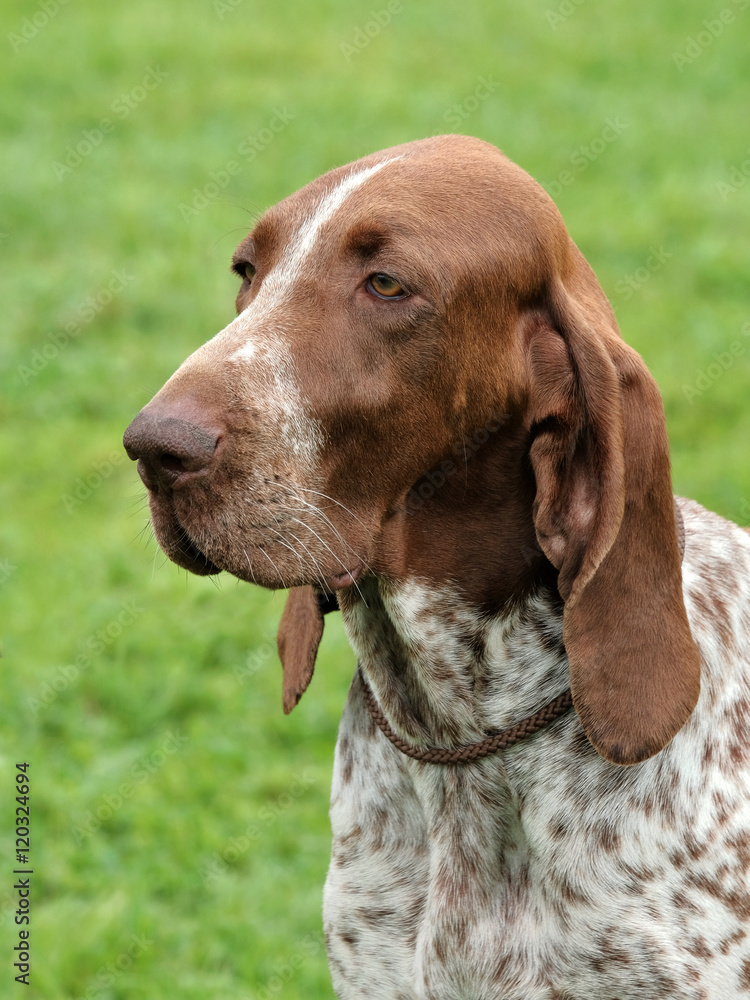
[324,566,362,590]
[148,492,366,590]
[148,496,222,577]
[164,530,223,577]
[174,535,222,576]
[164,531,363,590]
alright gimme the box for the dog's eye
[367,273,407,299]
[244,263,256,282]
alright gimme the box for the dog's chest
[325,691,750,1000]
[329,697,636,997]
[322,546,750,999]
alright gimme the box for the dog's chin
[149,499,365,590]
[148,500,221,576]
[159,534,223,576]
[153,523,300,588]
[170,540,364,593]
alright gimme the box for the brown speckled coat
[124,136,750,998]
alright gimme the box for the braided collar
[354,501,687,765]
[360,672,573,764]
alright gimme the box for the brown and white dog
[124,136,750,998]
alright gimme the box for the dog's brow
[230,156,403,361]
[276,156,402,280]
[343,224,391,260]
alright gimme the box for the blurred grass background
[0,0,748,996]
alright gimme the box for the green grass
[1,0,748,995]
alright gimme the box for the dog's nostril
[160,453,188,474]
[123,412,221,490]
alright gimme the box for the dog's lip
[179,536,222,575]
[164,503,222,575]
[324,565,363,590]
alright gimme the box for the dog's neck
[337,574,568,747]
[334,422,571,745]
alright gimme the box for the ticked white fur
[324,499,750,999]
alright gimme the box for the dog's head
[124,135,700,765]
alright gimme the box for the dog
[124,135,750,998]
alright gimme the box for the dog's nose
[123,411,220,490]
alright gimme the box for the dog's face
[123,136,570,593]
[124,134,700,765]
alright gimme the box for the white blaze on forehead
[216,155,403,465]
[270,155,403,290]
[168,157,402,471]
[232,153,403,349]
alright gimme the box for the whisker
[256,545,289,590]
[284,530,328,591]
[242,548,258,585]
[131,521,153,545]
[285,515,368,608]
[247,505,327,587]
[267,528,314,583]
[277,483,371,531]
[279,495,372,574]
[274,485,374,575]
[150,538,162,582]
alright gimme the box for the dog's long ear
[277,587,338,714]
[526,269,700,765]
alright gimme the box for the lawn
[1,0,748,996]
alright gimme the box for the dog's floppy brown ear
[526,271,700,765]
[277,587,338,714]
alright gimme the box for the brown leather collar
[353,501,687,765]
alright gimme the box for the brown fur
[125,134,700,765]
[122,136,750,997]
